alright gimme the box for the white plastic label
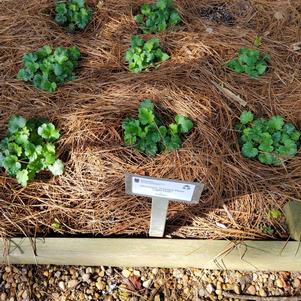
[131,176,196,202]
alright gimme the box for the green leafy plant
[51,218,62,232]
[0,115,64,187]
[225,48,269,77]
[122,99,193,156]
[269,208,282,219]
[134,0,181,34]
[259,224,275,235]
[237,111,300,166]
[17,45,80,92]
[125,35,170,73]
[55,0,92,32]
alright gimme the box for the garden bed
[0,0,301,240]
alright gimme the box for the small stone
[233,284,241,295]
[58,281,65,291]
[275,278,284,288]
[143,279,152,289]
[216,281,222,290]
[82,274,90,282]
[152,268,158,275]
[198,287,206,297]
[194,270,203,277]
[86,267,93,274]
[133,270,141,277]
[5,266,12,273]
[183,287,190,295]
[22,290,28,299]
[206,284,214,294]
[122,269,131,278]
[293,278,301,288]
[182,274,189,284]
[205,27,213,34]
[154,295,160,301]
[247,285,256,295]
[173,269,183,279]
[259,288,267,297]
[96,281,106,290]
[67,279,78,289]
[215,289,222,296]
[98,271,105,277]
[1,293,7,301]
[54,271,61,278]
[43,271,49,277]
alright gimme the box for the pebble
[67,280,78,289]
[0,293,7,301]
[58,281,65,291]
[133,270,141,277]
[275,278,284,288]
[82,273,90,282]
[233,284,241,294]
[293,278,301,288]
[259,288,267,297]
[143,279,152,289]
[154,295,160,301]
[206,283,214,294]
[96,281,106,290]
[122,269,131,278]
[247,285,256,295]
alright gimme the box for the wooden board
[1,238,301,271]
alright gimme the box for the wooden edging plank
[1,238,300,271]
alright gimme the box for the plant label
[125,174,204,237]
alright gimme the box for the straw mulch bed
[0,0,301,239]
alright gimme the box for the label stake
[125,174,204,237]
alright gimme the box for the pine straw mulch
[0,0,301,239]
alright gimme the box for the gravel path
[1,265,301,301]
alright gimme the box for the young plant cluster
[134,0,181,33]
[55,0,92,32]
[17,45,81,92]
[125,36,170,73]
[0,116,64,187]
[122,99,193,156]
[226,48,269,77]
[237,111,300,166]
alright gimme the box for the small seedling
[134,0,181,34]
[225,48,269,77]
[125,36,170,73]
[236,111,300,166]
[0,115,64,187]
[254,36,262,47]
[259,224,275,235]
[269,208,282,219]
[17,45,80,92]
[51,218,62,232]
[55,0,92,32]
[122,99,193,156]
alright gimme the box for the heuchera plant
[134,0,181,34]
[125,35,170,73]
[237,111,300,166]
[225,48,269,77]
[55,0,92,32]
[0,115,64,187]
[17,45,80,92]
[122,99,193,156]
